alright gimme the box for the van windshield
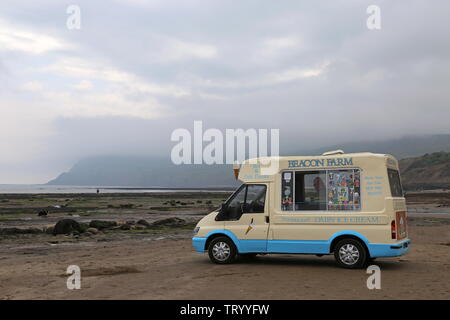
[388,169,403,197]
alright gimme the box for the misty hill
[399,152,450,191]
[47,156,239,188]
[48,134,450,188]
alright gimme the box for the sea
[0,185,231,194]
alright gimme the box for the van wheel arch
[205,233,236,251]
[330,235,369,256]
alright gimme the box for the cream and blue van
[192,150,410,268]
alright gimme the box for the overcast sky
[1,0,449,183]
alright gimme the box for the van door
[222,184,269,253]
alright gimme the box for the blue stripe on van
[267,240,329,254]
[204,230,267,253]
[199,230,410,258]
[192,237,206,253]
[368,239,410,257]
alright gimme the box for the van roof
[243,151,395,163]
[237,151,398,182]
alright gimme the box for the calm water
[0,185,228,194]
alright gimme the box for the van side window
[245,184,266,213]
[221,184,267,220]
[281,169,361,211]
[387,169,403,197]
[226,185,247,220]
[295,171,327,211]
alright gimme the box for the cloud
[0,19,71,54]
[0,0,449,183]
[20,80,45,92]
[264,36,300,50]
[41,90,165,119]
[42,57,191,98]
[158,37,218,61]
[185,60,330,90]
[261,61,329,84]
[73,80,93,91]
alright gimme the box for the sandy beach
[0,192,449,300]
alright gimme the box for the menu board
[327,170,361,211]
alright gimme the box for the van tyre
[334,239,368,269]
[208,237,237,264]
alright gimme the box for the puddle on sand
[47,241,97,247]
[7,241,97,251]
[142,233,190,242]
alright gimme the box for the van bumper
[368,238,411,258]
[192,237,207,253]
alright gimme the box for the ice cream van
[192,150,410,269]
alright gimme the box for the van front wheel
[208,237,237,264]
[334,239,368,269]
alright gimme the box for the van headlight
[193,226,200,236]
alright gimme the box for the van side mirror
[220,202,229,215]
[215,203,227,221]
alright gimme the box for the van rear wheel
[334,239,368,269]
[208,237,237,264]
